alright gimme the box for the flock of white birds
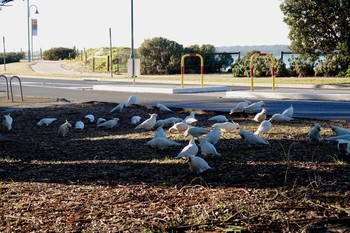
[2,95,349,174]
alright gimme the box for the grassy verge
[1,61,350,85]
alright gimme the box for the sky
[0,0,291,53]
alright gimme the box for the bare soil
[1,97,349,232]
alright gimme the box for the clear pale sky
[1,0,290,52]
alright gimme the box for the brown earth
[0,96,349,232]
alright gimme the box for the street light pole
[24,0,39,62]
[131,0,135,86]
[26,0,30,62]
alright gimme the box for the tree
[280,0,350,71]
[184,44,233,73]
[138,37,184,75]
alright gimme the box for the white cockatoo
[58,120,72,137]
[213,121,240,133]
[110,102,125,113]
[135,114,157,130]
[203,125,221,145]
[84,114,95,123]
[184,126,210,138]
[243,100,265,113]
[184,111,198,125]
[253,108,267,123]
[168,122,189,133]
[37,118,57,126]
[175,137,198,159]
[146,137,180,150]
[336,139,350,156]
[254,120,272,135]
[307,123,321,142]
[2,114,13,131]
[125,95,136,107]
[156,103,172,112]
[131,116,142,125]
[154,126,167,138]
[282,104,294,118]
[97,118,120,129]
[269,113,293,122]
[229,100,251,114]
[239,129,269,146]
[75,120,84,130]
[198,137,221,157]
[96,117,107,125]
[154,117,182,128]
[331,126,350,136]
[208,115,228,123]
[187,154,211,174]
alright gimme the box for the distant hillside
[216,45,291,58]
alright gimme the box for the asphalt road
[2,76,350,121]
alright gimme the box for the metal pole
[3,36,6,71]
[131,0,135,86]
[31,21,33,60]
[109,27,113,77]
[26,0,31,62]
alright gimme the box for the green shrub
[43,47,76,60]
[288,56,315,77]
[0,52,25,64]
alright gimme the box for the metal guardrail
[1,74,24,102]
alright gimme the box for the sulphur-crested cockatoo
[187,154,211,174]
[326,134,350,142]
[75,120,84,130]
[146,137,180,150]
[135,113,157,130]
[125,95,136,107]
[203,125,221,145]
[331,126,350,136]
[58,120,72,137]
[84,114,95,123]
[110,103,124,113]
[239,129,269,146]
[175,137,198,159]
[97,118,119,129]
[253,108,267,123]
[336,139,350,156]
[131,116,142,125]
[229,100,251,114]
[254,120,272,135]
[307,123,321,142]
[184,126,209,138]
[2,114,13,131]
[37,118,57,126]
[198,137,221,157]
[269,113,293,122]
[156,103,172,112]
[243,100,265,113]
[184,111,198,125]
[282,104,294,118]
[208,115,228,123]
[168,122,189,133]
[213,121,240,133]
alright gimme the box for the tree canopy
[280,0,350,65]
